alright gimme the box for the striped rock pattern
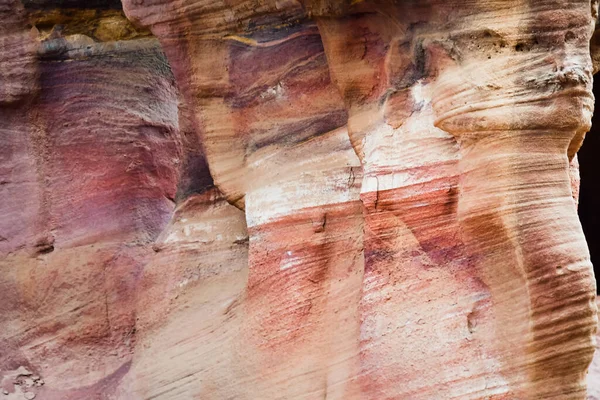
[1,0,599,399]
[588,299,600,400]
[0,4,182,398]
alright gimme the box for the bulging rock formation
[1,0,599,399]
[1,2,181,398]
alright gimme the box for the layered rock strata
[1,3,182,398]
[313,2,598,398]
[122,0,598,398]
[1,0,599,399]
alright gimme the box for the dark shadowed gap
[578,77,600,293]
[22,0,122,10]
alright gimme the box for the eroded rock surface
[1,4,181,398]
[1,0,599,399]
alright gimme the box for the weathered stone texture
[1,9,182,397]
[1,0,599,399]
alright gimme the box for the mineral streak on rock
[34,37,181,248]
[1,0,600,399]
[313,1,598,398]
[123,1,367,398]
[0,5,183,398]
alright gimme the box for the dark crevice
[35,243,54,255]
[22,0,122,10]
[578,76,600,293]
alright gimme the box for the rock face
[1,0,599,399]
[1,3,181,398]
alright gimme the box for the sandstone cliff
[1,0,599,399]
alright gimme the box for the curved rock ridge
[121,0,598,398]
[0,0,599,399]
[124,3,367,398]
[113,188,250,400]
[314,2,598,398]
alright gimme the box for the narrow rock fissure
[578,76,600,293]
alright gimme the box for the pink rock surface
[1,0,599,399]
[587,299,600,399]
[0,16,182,398]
